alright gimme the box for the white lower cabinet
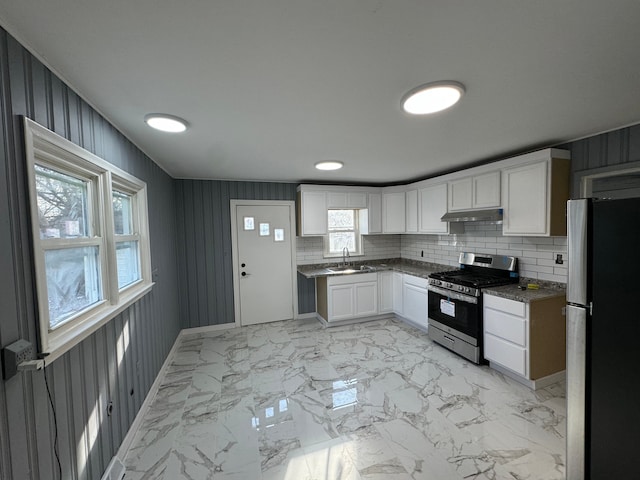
[378,271,394,314]
[355,281,378,317]
[483,294,529,376]
[318,273,378,323]
[392,271,404,316]
[402,274,428,329]
[483,292,567,387]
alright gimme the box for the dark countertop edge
[297,258,453,279]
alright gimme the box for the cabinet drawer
[484,308,526,346]
[328,272,377,285]
[403,274,428,289]
[483,294,525,317]
[484,333,527,376]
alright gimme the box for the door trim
[230,200,298,326]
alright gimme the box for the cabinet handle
[443,335,455,345]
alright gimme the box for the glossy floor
[124,318,566,479]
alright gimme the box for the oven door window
[428,290,480,338]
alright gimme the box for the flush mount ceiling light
[144,114,189,133]
[401,81,465,115]
[315,161,344,171]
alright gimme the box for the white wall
[297,222,568,283]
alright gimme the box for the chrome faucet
[342,247,350,267]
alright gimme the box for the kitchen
[0,2,639,480]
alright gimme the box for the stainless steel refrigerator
[566,197,640,479]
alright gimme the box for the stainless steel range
[427,253,519,364]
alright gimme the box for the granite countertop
[297,258,452,279]
[483,279,566,303]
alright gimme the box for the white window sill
[43,282,154,365]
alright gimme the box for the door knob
[242,272,247,277]
[241,263,246,267]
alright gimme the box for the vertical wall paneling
[0,27,180,480]
[174,180,305,327]
[562,123,640,197]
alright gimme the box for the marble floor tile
[124,317,566,479]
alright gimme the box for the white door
[233,203,295,325]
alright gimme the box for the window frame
[323,208,363,258]
[24,118,152,363]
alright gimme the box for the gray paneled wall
[174,179,316,329]
[0,28,180,480]
[562,123,640,197]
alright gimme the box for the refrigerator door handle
[566,304,587,480]
[567,199,589,305]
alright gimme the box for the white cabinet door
[348,192,368,208]
[473,171,501,208]
[449,172,500,211]
[355,282,378,317]
[448,177,473,211]
[502,161,548,235]
[392,272,404,315]
[299,191,327,236]
[326,192,347,208]
[382,192,406,233]
[327,191,368,208]
[328,284,354,321]
[403,277,428,329]
[405,190,418,233]
[418,183,449,234]
[378,271,393,313]
[367,193,382,234]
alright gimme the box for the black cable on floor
[43,366,62,479]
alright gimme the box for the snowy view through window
[327,209,357,253]
[35,165,102,328]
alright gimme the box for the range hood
[441,208,503,223]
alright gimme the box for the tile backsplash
[297,222,568,284]
[401,222,568,283]
[296,234,401,265]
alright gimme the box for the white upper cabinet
[367,192,382,234]
[405,189,418,233]
[297,189,327,236]
[448,171,500,211]
[502,157,570,236]
[326,191,367,209]
[418,183,450,234]
[382,191,406,233]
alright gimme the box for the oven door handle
[427,285,478,304]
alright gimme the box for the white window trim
[23,117,153,364]
[323,208,363,258]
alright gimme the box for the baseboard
[396,315,429,334]
[116,331,182,461]
[100,456,125,480]
[180,321,238,336]
[317,313,395,328]
[295,312,319,320]
[490,363,566,390]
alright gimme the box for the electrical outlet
[555,254,564,265]
[2,339,34,380]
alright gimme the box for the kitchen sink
[326,265,375,274]
[327,266,358,274]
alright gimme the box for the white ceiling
[1,1,639,184]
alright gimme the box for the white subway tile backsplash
[399,222,568,283]
[296,223,568,283]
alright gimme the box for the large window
[324,209,362,257]
[24,118,152,361]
